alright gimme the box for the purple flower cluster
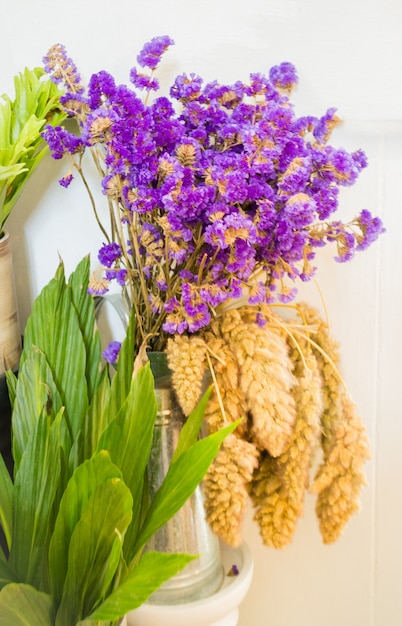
[42,37,384,351]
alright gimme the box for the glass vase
[146,351,223,605]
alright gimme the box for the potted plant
[0,256,234,626]
[0,66,66,382]
[40,35,384,557]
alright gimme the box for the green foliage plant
[0,67,66,236]
[0,256,235,626]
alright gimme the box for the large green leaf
[0,558,17,590]
[11,349,65,471]
[5,368,17,410]
[134,421,238,552]
[0,453,12,551]
[0,583,53,626]
[171,387,212,462]
[21,262,88,442]
[55,476,133,626]
[97,363,157,559]
[48,451,123,606]
[86,551,196,622]
[77,368,111,463]
[8,409,62,587]
[68,257,103,402]
[107,306,136,419]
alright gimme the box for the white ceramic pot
[127,542,253,626]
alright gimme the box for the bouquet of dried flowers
[42,36,384,548]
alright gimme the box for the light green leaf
[135,421,238,552]
[0,66,66,233]
[86,551,196,621]
[78,368,111,462]
[11,348,65,471]
[9,409,62,587]
[97,363,157,559]
[0,559,18,590]
[107,306,136,419]
[48,451,123,606]
[0,583,53,626]
[172,386,212,462]
[4,368,17,410]
[21,262,88,443]
[68,257,103,402]
[0,452,12,551]
[55,476,133,626]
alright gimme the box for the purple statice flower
[309,181,340,220]
[205,212,257,250]
[162,316,188,335]
[88,70,116,108]
[87,277,109,296]
[224,239,257,279]
[277,285,298,302]
[98,242,122,267]
[284,193,317,228]
[313,107,339,144]
[163,184,214,224]
[277,156,312,195]
[41,38,384,349]
[246,73,278,99]
[105,268,127,286]
[355,209,385,250]
[102,340,121,364]
[136,35,174,70]
[170,73,204,101]
[201,80,245,108]
[269,61,298,91]
[130,67,160,91]
[334,229,356,263]
[41,125,83,159]
[151,97,184,149]
[43,43,84,93]
[181,283,212,332]
[58,173,73,188]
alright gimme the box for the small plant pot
[127,542,253,626]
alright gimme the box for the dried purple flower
[269,61,298,91]
[136,35,174,70]
[98,242,122,268]
[42,37,384,352]
[102,340,121,364]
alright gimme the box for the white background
[2,1,401,624]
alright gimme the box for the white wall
[2,1,401,624]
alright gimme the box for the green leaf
[97,363,157,559]
[68,257,103,402]
[0,559,18,590]
[78,368,111,462]
[5,369,17,410]
[135,421,238,552]
[48,451,123,606]
[172,386,212,462]
[0,452,13,551]
[86,551,196,621]
[107,306,136,419]
[11,349,65,471]
[0,583,53,626]
[55,475,133,626]
[21,262,88,443]
[8,409,62,587]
